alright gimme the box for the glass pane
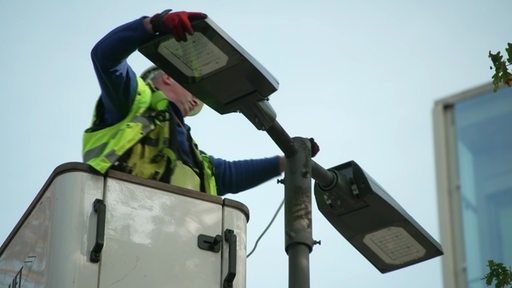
[454,87,512,287]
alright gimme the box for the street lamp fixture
[314,161,443,273]
[138,17,279,131]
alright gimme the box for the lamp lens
[363,226,426,265]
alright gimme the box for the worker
[82,10,286,196]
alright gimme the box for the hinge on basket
[197,234,222,253]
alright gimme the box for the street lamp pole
[284,137,313,288]
[266,122,334,288]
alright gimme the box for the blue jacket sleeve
[90,17,156,125]
[210,155,282,196]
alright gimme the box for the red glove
[150,9,208,41]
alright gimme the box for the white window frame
[433,82,495,288]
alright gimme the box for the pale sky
[1,0,511,287]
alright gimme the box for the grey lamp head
[314,161,443,273]
[138,17,279,130]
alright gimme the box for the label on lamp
[157,32,228,77]
[363,226,426,265]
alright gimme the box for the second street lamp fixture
[314,161,443,273]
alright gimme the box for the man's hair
[140,65,163,82]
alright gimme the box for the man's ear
[161,73,174,86]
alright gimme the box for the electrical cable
[246,198,284,258]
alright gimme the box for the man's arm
[90,17,156,125]
[210,156,284,196]
[90,12,207,125]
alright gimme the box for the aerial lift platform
[0,163,246,287]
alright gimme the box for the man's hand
[309,138,320,157]
[150,9,207,41]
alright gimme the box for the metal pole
[266,121,335,188]
[266,121,297,157]
[311,160,335,189]
[265,120,336,288]
[284,137,312,288]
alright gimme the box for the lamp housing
[314,161,443,273]
[138,17,279,130]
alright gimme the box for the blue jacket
[89,17,281,196]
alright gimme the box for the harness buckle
[155,110,170,122]
[151,151,165,163]
[151,171,161,180]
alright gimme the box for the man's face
[164,75,202,116]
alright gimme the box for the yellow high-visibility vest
[82,77,217,195]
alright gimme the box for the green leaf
[488,50,512,92]
[506,43,512,64]
[482,260,512,287]
[489,51,502,91]
[489,51,504,67]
